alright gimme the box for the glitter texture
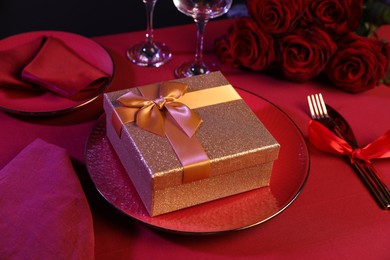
[103,72,280,216]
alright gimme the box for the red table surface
[1,19,389,259]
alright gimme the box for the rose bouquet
[215,0,390,93]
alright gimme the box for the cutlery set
[307,93,390,209]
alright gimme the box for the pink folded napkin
[0,35,109,97]
[0,139,94,259]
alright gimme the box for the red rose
[247,0,304,35]
[214,36,235,66]
[301,0,363,37]
[278,27,337,82]
[325,33,390,93]
[215,17,276,71]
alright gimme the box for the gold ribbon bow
[115,81,202,137]
[112,81,210,183]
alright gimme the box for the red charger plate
[85,88,310,234]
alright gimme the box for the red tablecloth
[1,19,389,259]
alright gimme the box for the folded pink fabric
[0,35,109,97]
[0,139,94,259]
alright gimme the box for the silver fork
[308,93,390,209]
[308,93,328,120]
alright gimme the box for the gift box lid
[104,72,280,190]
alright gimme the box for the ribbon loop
[159,81,187,100]
[117,91,151,108]
[308,120,390,164]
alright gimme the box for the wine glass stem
[194,19,209,65]
[144,0,157,44]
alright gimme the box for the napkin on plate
[0,139,94,259]
[0,35,109,97]
[0,37,45,90]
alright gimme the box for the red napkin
[0,35,109,97]
[0,37,45,90]
[0,139,94,259]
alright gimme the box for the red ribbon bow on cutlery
[308,120,390,164]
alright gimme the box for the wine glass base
[174,61,219,78]
[127,41,172,67]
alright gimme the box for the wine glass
[173,0,232,77]
[127,0,172,67]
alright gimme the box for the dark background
[0,0,247,39]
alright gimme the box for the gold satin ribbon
[112,81,241,183]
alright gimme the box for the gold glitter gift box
[103,72,280,216]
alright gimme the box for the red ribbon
[308,120,390,163]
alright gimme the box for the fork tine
[307,95,316,118]
[315,94,324,117]
[318,93,328,117]
[308,93,328,119]
[310,95,320,118]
